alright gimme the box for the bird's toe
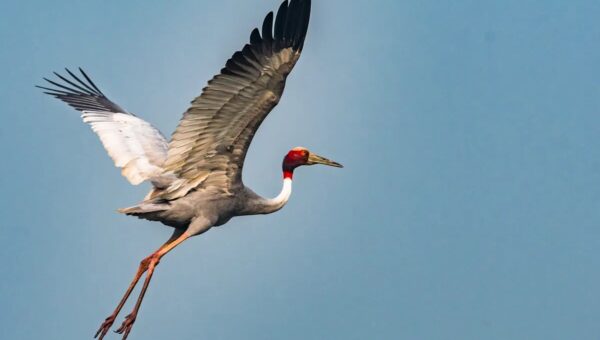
[94,314,117,339]
[115,313,137,339]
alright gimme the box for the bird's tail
[118,202,168,216]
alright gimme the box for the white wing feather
[82,111,168,185]
[38,68,169,186]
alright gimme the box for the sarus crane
[37,0,341,339]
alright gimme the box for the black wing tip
[251,0,311,52]
[78,67,105,95]
[37,68,127,113]
[262,12,274,40]
[37,67,108,99]
[282,0,311,51]
[35,84,65,95]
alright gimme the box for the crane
[37,0,342,339]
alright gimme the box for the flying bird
[37,0,341,339]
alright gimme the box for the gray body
[128,186,278,234]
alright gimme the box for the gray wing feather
[160,0,311,200]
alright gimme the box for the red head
[282,147,343,179]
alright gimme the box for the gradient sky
[1,0,600,339]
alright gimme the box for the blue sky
[1,0,600,339]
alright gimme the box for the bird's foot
[114,313,137,339]
[94,314,116,339]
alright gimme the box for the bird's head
[282,147,343,179]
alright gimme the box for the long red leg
[94,230,185,340]
[114,232,190,340]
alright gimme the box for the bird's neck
[261,176,293,214]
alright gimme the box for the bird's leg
[114,231,191,340]
[94,230,186,340]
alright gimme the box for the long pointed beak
[307,153,344,168]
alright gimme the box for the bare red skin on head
[283,170,294,179]
[282,149,309,179]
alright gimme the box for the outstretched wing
[38,68,169,185]
[160,0,311,200]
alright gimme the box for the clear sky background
[1,0,600,339]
